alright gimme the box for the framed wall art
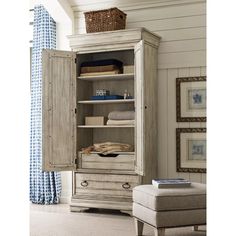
[176,128,206,173]
[176,76,206,122]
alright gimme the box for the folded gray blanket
[108,111,135,120]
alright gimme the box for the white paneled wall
[157,66,206,183]
[72,0,206,183]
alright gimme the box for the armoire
[42,27,161,215]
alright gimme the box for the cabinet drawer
[80,152,135,171]
[75,173,139,196]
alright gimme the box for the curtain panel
[30,5,61,204]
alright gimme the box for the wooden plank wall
[72,0,206,183]
[157,66,206,184]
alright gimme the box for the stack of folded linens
[82,142,134,155]
[80,59,123,76]
[107,110,135,126]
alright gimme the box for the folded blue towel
[81,59,123,68]
[91,95,124,100]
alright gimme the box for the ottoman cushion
[133,202,206,228]
[133,183,206,211]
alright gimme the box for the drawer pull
[122,182,131,189]
[81,180,88,187]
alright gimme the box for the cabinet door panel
[134,40,158,178]
[143,42,158,183]
[42,49,76,171]
[134,41,145,175]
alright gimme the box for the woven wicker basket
[84,8,126,33]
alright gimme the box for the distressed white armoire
[42,28,161,215]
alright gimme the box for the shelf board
[78,99,135,104]
[77,125,135,128]
[78,73,134,81]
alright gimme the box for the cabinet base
[70,197,132,216]
[70,206,90,212]
[70,205,132,216]
[120,210,132,216]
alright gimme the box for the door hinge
[75,108,77,114]
[75,58,77,63]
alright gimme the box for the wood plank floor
[30,204,206,236]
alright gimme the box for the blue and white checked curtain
[30,5,61,204]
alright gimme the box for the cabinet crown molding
[68,28,161,52]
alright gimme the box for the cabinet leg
[154,228,165,236]
[193,225,198,231]
[134,218,144,236]
[70,206,90,212]
[120,210,132,216]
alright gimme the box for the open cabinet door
[134,41,145,176]
[42,49,77,171]
[134,39,159,178]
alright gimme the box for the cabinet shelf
[78,99,135,104]
[77,125,135,128]
[78,73,134,81]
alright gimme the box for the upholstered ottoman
[133,183,206,236]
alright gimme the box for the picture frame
[176,128,206,173]
[176,76,206,122]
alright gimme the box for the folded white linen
[106,119,135,125]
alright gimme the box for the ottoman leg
[134,218,144,236]
[193,225,199,231]
[154,228,165,236]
